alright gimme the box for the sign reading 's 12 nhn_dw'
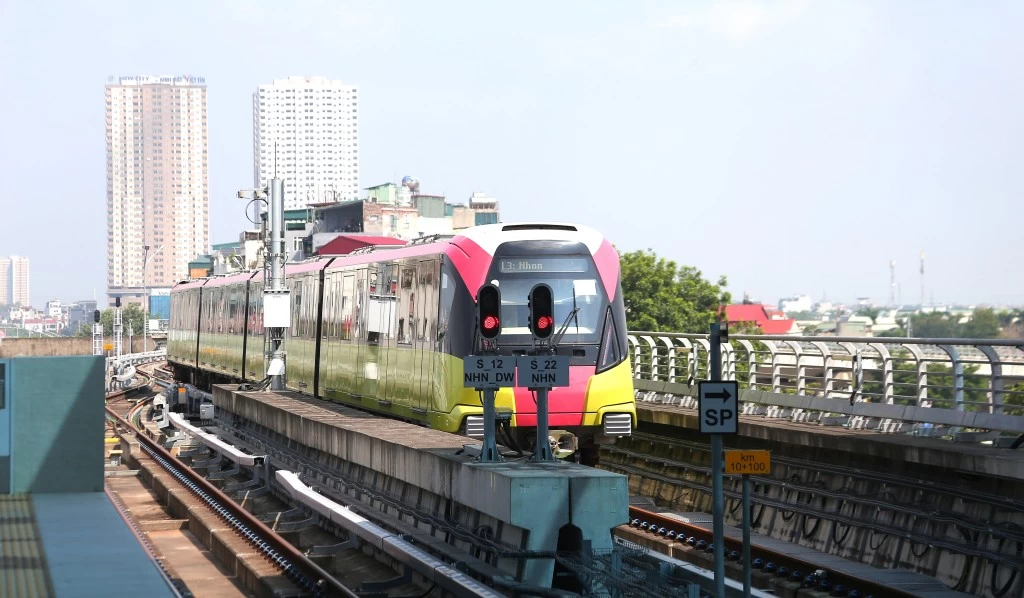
[698,381,739,434]
[463,356,516,390]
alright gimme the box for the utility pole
[113,297,123,359]
[238,180,289,390]
[920,251,926,309]
[889,260,896,308]
[143,244,149,354]
[142,244,163,353]
[265,178,289,390]
[92,309,103,356]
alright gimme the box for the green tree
[1004,383,1024,416]
[619,249,730,333]
[997,310,1024,339]
[98,304,146,336]
[909,312,958,338]
[856,306,881,322]
[962,307,1000,339]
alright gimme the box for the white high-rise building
[106,75,209,308]
[0,256,30,306]
[253,76,360,210]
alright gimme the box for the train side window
[341,274,354,341]
[305,277,316,338]
[228,288,236,334]
[437,268,454,352]
[397,264,413,345]
[291,280,302,336]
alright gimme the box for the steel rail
[628,505,920,598]
[104,406,359,598]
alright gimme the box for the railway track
[104,364,360,598]
[602,428,1023,598]
[112,363,952,597]
[622,505,913,598]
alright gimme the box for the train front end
[450,223,635,462]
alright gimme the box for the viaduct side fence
[626,332,1024,441]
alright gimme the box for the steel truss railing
[627,332,1024,439]
[106,349,166,371]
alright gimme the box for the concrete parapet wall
[1,356,105,493]
[0,337,147,357]
[612,408,1024,598]
[211,385,628,588]
[636,399,1024,481]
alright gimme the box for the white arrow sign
[698,381,739,434]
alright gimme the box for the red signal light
[478,284,502,340]
[537,315,553,330]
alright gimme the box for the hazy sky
[1,1,1021,309]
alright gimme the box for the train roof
[172,222,613,291]
[451,222,607,255]
[203,270,259,288]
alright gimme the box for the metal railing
[106,349,166,371]
[627,332,1024,438]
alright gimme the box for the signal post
[463,284,510,462]
[725,449,771,597]
[519,283,569,462]
[463,282,569,463]
[699,322,737,598]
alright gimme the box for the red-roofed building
[723,304,799,335]
[316,235,407,256]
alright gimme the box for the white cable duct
[275,470,504,598]
[168,413,265,467]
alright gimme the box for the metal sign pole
[743,473,752,598]
[535,385,553,461]
[267,178,288,391]
[481,386,499,461]
[709,321,725,598]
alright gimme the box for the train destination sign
[516,355,570,388]
[724,450,771,475]
[499,257,588,274]
[463,355,516,390]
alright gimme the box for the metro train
[167,222,636,460]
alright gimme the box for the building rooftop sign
[108,75,206,86]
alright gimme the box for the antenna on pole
[889,260,896,307]
[920,251,926,308]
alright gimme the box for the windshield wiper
[553,287,581,347]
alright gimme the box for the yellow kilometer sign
[103,343,114,351]
[724,450,771,475]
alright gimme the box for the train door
[393,262,416,408]
[412,259,438,414]
[355,267,376,398]
[318,272,337,398]
[338,273,356,395]
[378,262,398,408]
[287,275,316,391]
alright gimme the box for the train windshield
[488,256,605,345]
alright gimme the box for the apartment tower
[0,256,30,306]
[105,75,209,307]
[253,76,359,210]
